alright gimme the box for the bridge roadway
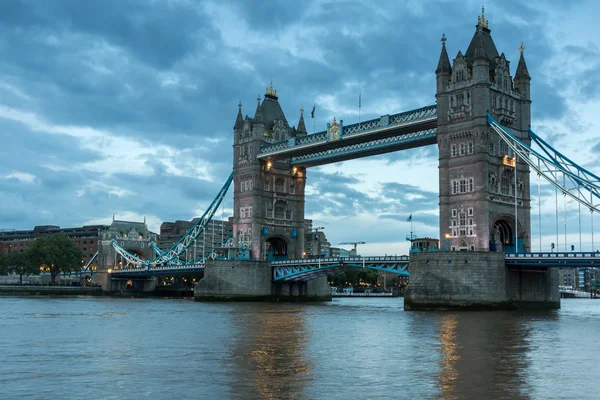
[103,252,599,280]
[257,105,437,167]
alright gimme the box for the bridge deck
[257,105,437,166]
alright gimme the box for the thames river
[0,297,599,400]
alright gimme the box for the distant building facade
[0,224,109,269]
[303,219,330,257]
[97,219,157,271]
[157,218,233,261]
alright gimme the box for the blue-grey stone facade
[232,84,307,260]
[435,11,532,252]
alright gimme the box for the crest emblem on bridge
[327,117,341,141]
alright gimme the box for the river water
[0,297,599,400]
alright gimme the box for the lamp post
[445,233,450,252]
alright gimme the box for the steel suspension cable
[556,185,559,252]
[538,158,542,252]
[514,143,518,252]
[564,174,567,251]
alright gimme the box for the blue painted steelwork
[110,264,207,276]
[112,173,233,267]
[272,256,409,282]
[505,252,600,267]
[112,236,234,275]
[487,114,600,212]
[529,128,600,197]
[257,105,437,160]
[290,128,437,167]
[82,251,98,271]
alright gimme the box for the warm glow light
[107,268,113,274]
[445,233,450,239]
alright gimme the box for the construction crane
[338,241,366,255]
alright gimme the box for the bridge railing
[258,105,437,156]
[505,252,599,259]
[270,255,410,265]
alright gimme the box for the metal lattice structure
[111,173,233,267]
[505,252,600,267]
[272,256,410,282]
[290,128,437,167]
[487,114,600,212]
[257,105,437,161]
[82,251,98,271]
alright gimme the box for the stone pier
[194,260,331,301]
[405,252,560,310]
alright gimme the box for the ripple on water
[0,297,599,400]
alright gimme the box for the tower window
[275,206,285,219]
[275,178,285,193]
[452,209,457,218]
[501,176,510,195]
[451,144,457,157]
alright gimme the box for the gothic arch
[263,234,294,261]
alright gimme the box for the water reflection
[227,304,311,399]
[436,312,556,399]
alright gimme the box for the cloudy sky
[1,0,599,255]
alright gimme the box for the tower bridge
[102,8,599,308]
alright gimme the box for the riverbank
[0,285,103,296]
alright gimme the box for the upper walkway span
[257,105,437,167]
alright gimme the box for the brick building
[0,224,108,269]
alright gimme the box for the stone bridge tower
[436,8,532,252]
[232,83,307,261]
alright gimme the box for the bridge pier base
[194,260,331,301]
[94,271,157,294]
[405,252,560,310]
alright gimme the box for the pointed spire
[436,33,452,74]
[477,6,489,29]
[515,42,530,80]
[254,95,263,122]
[297,106,307,135]
[234,101,243,130]
[265,80,278,99]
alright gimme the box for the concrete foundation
[194,259,331,301]
[405,252,560,310]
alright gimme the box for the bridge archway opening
[265,236,288,261]
[493,219,515,253]
[116,249,145,269]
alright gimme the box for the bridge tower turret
[232,83,306,261]
[436,7,531,253]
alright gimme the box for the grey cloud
[0,0,590,239]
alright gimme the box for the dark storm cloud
[0,0,591,236]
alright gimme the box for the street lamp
[445,233,450,252]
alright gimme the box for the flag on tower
[407,214,412,222]
[311,105,315,118]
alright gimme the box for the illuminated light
[107,268,113,274]
[445,233,450,239]
[266,161,272,170]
